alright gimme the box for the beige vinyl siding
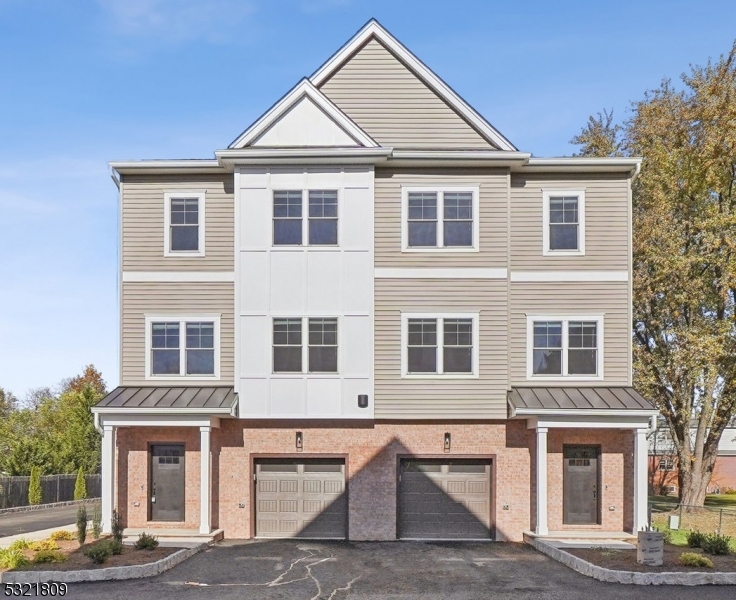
[319,38,493,149]
[510,173,629,271]
[375,168,508,268]
[121,282,234,385]
[122,174,234,271]
[374,278,508,419]
[509,281,630,385]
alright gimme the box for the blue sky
[1,0,735,399]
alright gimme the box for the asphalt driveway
[63,539,736,599]
[0,505,79,537]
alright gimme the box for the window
[543,190,585,255]
[273,189,339,246]
[659,458,675,472]
[146,315,220,378]
[402,314,479,377]
[527,316,603,379]
[402,187,479,251]
[164,192,205,256]
[272,317,339,373]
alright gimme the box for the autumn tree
[571,43,736,506]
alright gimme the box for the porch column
[536,427,549,536]
[199,426,211,534]
[101,424,115,534]
[634,427,649,531]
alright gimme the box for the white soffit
[309,19,517,152]
[229,78,378,149]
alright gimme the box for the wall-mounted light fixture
[444,432,451,453]
[358,394,369,409]
[296,431,303,452]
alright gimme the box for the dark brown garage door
[398,458,492,540]
[255,459,347,539]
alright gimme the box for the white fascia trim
[510,271,628,283]
[516,157,642,174]
[375,268,507,279]
[229,79,379,149]
[309,20,516,152]
[123,271,235,283]
[96,415,222,428]
[526,315,605,381]
[163,192,206,258]
[216,147,392,168]
[400,312,480,379]
[109,160,224,176]
[542,189,585,257]
[512,407,659,418]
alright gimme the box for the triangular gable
[229,79,378,149]
[311,20,516,151]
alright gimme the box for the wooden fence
[0,474,101,509]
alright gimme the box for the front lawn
[650,494,736,510]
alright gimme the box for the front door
[150,444,185,522]
[563,445,599,525]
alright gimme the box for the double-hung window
[402,314,478,377]
[402,187,479,251]
[527,316,602,379]
[164,192,205,256]
[147,315,219,378]
[272,317,338,373]
[542,190,585,255]
[273,190,339,246]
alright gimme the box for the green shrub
[134,532,158,551]
[111,509,124,543]
[74,467,87,501]
[29,539,59,552]
[701,533,732,555]
[106,538,124,556]
[28,467,42,506]
[0,548,31,570]
[724,488,736,495]
[687,530,706,548]
[49,530,75,541]
[32,549,67,564]
[8,538,31,552]
[76,505,88,545]
[83,543,111,565]
[92,504,102,539]
[654,526,672,544]
[679,552,713,568]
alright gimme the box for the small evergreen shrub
[49,530,76,541]
[76,505,88,545]
[32,549,67,564]
[687,530,706,548]
[106,538,124,556]
[83,543,111,565]
[28,467,42,506]
[679,552,713,568]
[0,548,31,570]
[111,509,124,543]
[134,532,159,550]
[74,467,87,500]
[29,539,59,552]
[8,538,31,551]
[92,504,102,539]
[701,533,732,555]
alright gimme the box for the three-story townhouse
[92,20,657,542]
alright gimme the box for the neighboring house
[91,19,657,542]
[649,419,736,496]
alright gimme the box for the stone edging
[524,534,736,586]
[0,542,207,584]
[0,499,99,516]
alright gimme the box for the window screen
[407,318,437,373]
[308,190,338,245]
[568,321,597,375]
[273,191,303,245]
[170,198,199,252]
[407,192,438,247]
[151,322,180,375]
[273,318,303,372]
[532,321,562,375]
[443,192,473,247]
[549,196,579,250]
[308,318,338,372]
[443,318,472,373]
[186,322,215,375]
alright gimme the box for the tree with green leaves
[571,43,736,506]
[28,466,42,505]
[74,467,87,500]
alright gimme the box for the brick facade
[116,421,634,542]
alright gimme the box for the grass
[650,494,736,511]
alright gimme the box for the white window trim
[400,312,480,379]
[164,192,206,257]
[271,189,341,248]
[401,186,480,252]
[271,316,341,376]
[144,314,221,381]
[525,315,604,381]
[542,189,585,256]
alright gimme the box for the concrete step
[122,528,223,547]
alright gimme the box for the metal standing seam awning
[507,386,657,418]
[92,386,238,416]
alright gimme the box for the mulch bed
[566,544,736,572]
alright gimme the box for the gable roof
[310,19,516,152]
[229,78,378,149]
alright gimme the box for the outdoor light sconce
[358,394,369,409]
[444,432,451,452]
[296,431,303,452]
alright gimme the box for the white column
[634,428,649,531]
[101,424,115,534]
[536,427,549,536]
[199,426,211,534]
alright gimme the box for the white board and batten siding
[237,167,374,419]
